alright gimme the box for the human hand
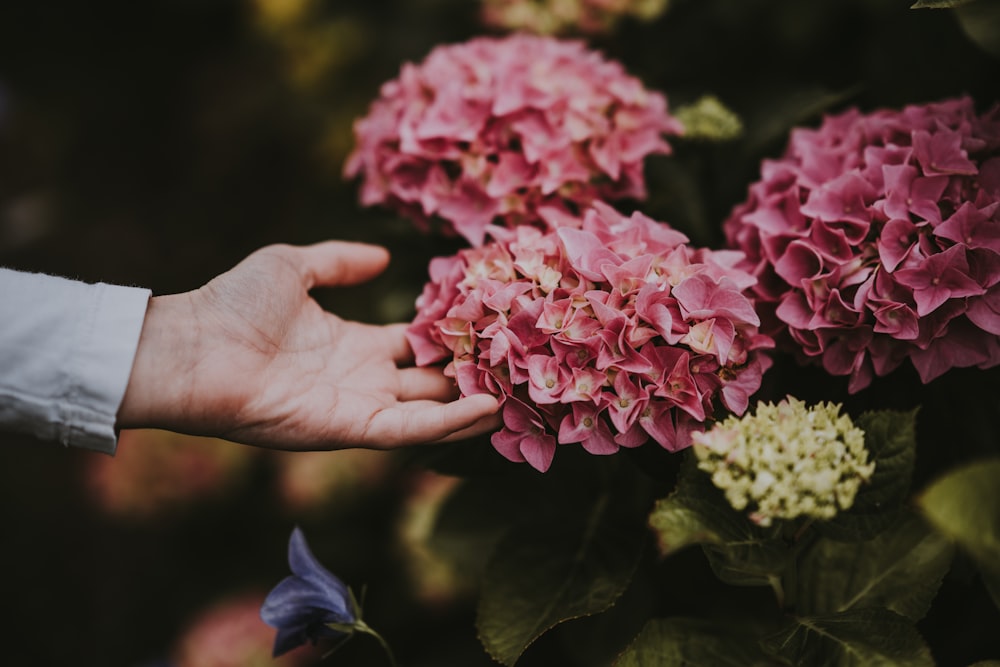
[117,241,500,450]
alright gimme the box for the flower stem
[354,620,398,667]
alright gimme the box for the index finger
[298,241,391,289]
[364,394,501,448]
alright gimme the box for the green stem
[355,620,399,667]
[775,518,821,613]
[767,573,785,609]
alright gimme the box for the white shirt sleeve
[0,268,151,454]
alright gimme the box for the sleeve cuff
[64,282,152,454]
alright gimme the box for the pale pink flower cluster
[172,593,312,667]
[725,97,1000,392]
[344,34,682,246]
[481,0,669,36]
[85,430,255,518]
[407,202,773,472]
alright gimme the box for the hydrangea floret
[692,397,875,527]
[724,96,1000,392]
[344,34,682,246]
[481,0,670,36]
[406,202,773,472]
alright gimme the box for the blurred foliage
[0,0,998,665]
[918,459,1000,609]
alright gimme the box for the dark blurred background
[0,0,997,665]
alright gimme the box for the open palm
[118,242,499,450]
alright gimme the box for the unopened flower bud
[692,397,875,527]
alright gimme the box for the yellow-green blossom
[674,95,744,141]
[481,0,670,36]
[692,397,875,527]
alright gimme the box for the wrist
[116,293,201,431]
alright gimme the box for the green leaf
[702,532,789,588]
[477,493,647,666]
[956,0,1000,59]
[613,617,778,667]
[647,494,724,556]
[821,409,918,540]
[917,458,1000,608]
[675,95,744,141]
[648,456,787,587]
[647,456,726,556]
[554,563,661,667]
[761,608,935,667]
[911,0,978,8]
[791,512,953,620]
[428,477,540,580]
[740,85,863,157]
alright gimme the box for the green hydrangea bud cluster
[692,397,875,527]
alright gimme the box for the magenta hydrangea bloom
[406,202,773,472]
[724,97,1000,392]
[344,34,682,247]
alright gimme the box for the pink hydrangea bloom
[407,202,772,472]
[725,97,1000,392]
[344,34,682,246]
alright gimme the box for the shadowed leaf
[792,512,953,620]
[762,608,934,667]
[820,409,918,540]
[614,617,778,667]
[428,476,545,580]
[477,493,648,665]
[648,456,787,587]
[911,0,978,8]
